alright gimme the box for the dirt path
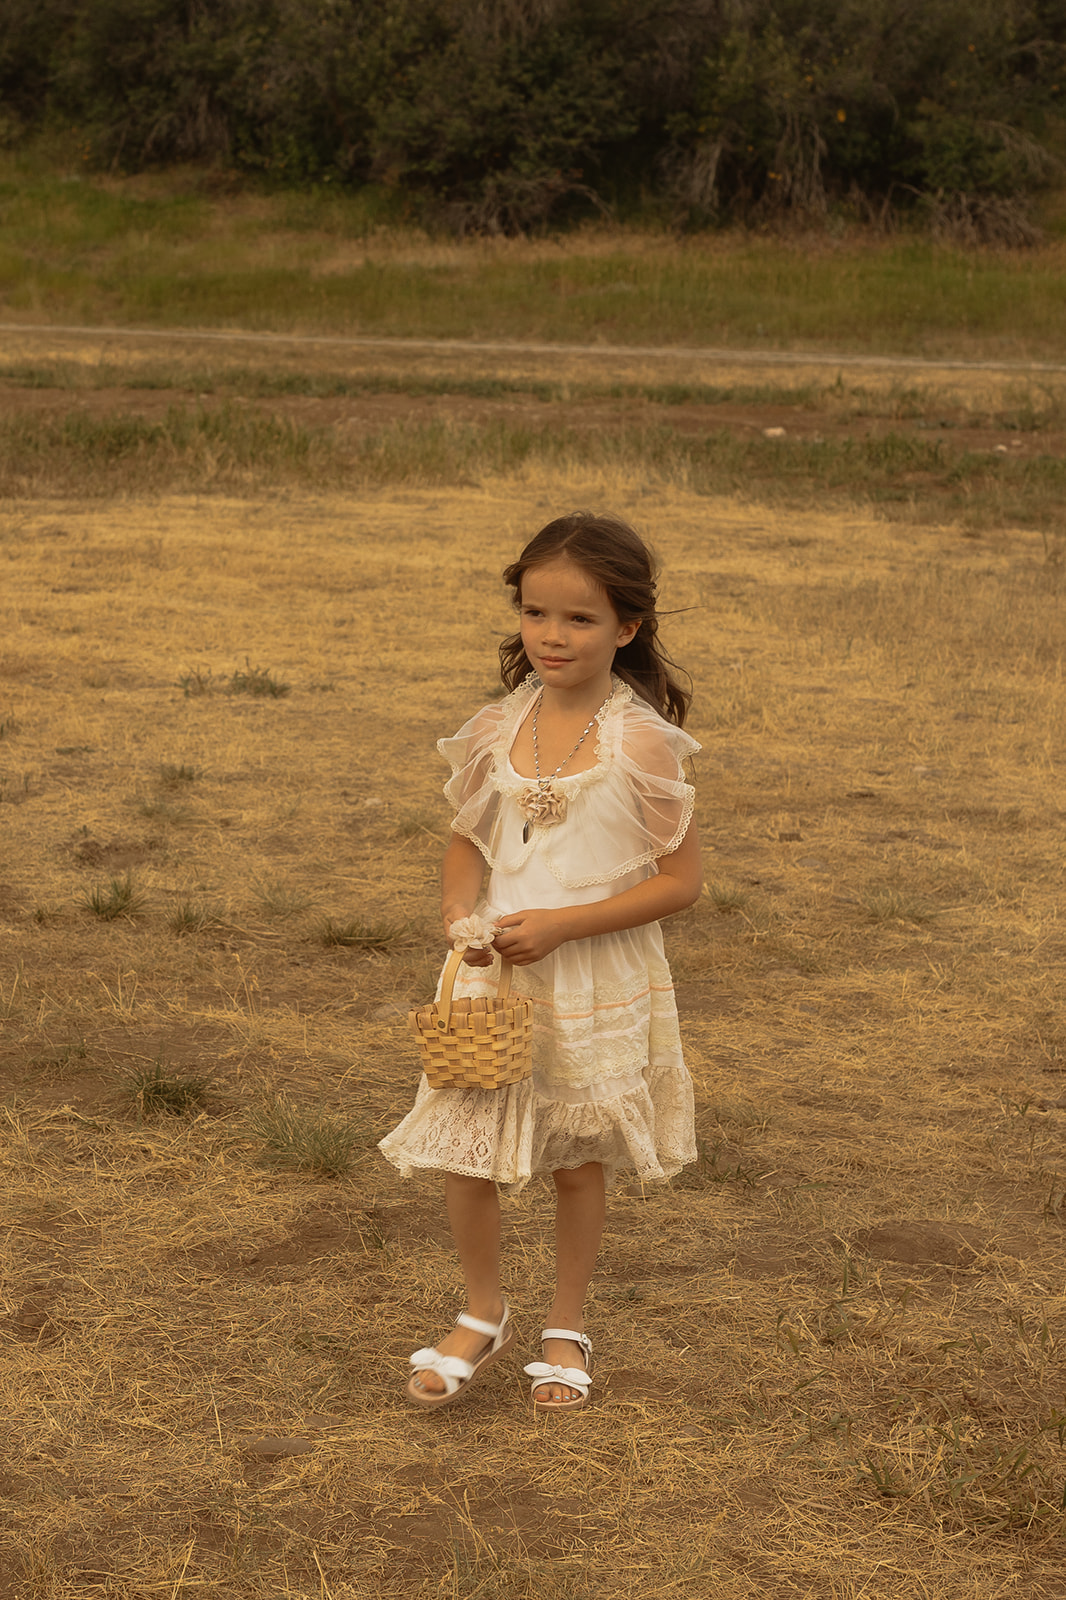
[4,322,1063,459]
[6,320,1066,375]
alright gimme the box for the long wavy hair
[499,511,691,727]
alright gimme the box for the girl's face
[518,559,638,700]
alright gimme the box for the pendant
[522,820,531,843]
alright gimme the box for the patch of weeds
[228,660,290,698]
[315,915,408,950]
[1042,1176,1066,1222]
[0,772,32,805]
[30,1038,88,1073]
[252,878,315,918]
[248,1097,365,1178]
[120,1059,211,1118]
[32,904,62,925]
[160,762,198,785]
[81,873,146,921]
[178,666,215,697]
[392,808,441,841]
[858,1451,910,1499]
[137,797,191,823]
[0,714,19,738]
[674,1137,764,1193]
[857,1417,1066,1533]
[860,888,934,924]
[308,678,337,693]
[709,1097,771,1132]
[169,899,217,936]
[943,802,1025,831]
[705,879,750,914]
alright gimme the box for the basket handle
[436,946,514,1033]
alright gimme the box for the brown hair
[499,511,691,727]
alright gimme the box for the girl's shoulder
[605,679,701,779]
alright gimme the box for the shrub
[3,0,1063,234]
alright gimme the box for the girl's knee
[552,1161,604,1195]
[445,1171,497,1196]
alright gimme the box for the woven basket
[409,947,533,1090]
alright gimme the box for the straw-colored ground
[0,335,1064,1599]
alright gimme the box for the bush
[2,0,1063,234]
[666,0,1065,237]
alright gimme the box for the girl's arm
[492,819,703,967]
[440,832,494,966]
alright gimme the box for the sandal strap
[541,1327,592,1357]
[457,1306,508,1339]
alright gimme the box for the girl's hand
[458,945,494,967]
[492,909,569,966]
[443,915,495,967]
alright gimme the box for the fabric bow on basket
[447,911,501,952]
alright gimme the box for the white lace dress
[378,674,699,1194]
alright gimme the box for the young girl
[379,511,700,1411]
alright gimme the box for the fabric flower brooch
[518,783,568,840]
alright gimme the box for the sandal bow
[406,1306,515,1409]
[409,1349,476,1390]
[524,1361,591,1395]
[524,1327,593,1411]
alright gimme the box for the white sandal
[524,1327,593,1412]
[406,1305,515,1409]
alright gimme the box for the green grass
[247,1097,367,1178]
[119,1059,212,1118]
[315,916,409,950]
[168,899,216,936]
[3,162,1066,359]
[81,872,146,921]
[136,797,191,823]
[228,660,290,698]
[10,358,1066,433]
[6,405,1066,538]
[251,878,315,919]
[705,880,750,915]
[7,359,1066,449]
[175,660,291,698]
[860,889,936,925]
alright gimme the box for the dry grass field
[1,327,1064,1599]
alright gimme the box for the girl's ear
[616,619,640,648]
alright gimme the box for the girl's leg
[539,1161,606,1404]
[409,1172,505,1397]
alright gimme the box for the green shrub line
[1,0,1064,236]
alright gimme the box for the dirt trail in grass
[7,319,1066,374]
[4,323,1063,461]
